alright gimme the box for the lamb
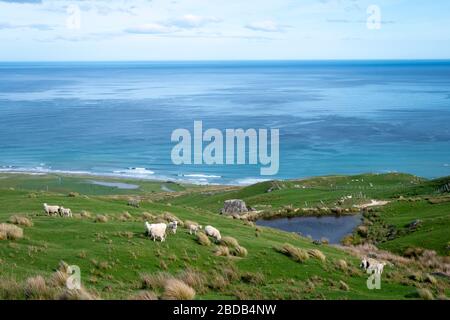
[204,225,221,241]
[59,207,72,218]
[43,203,60,216]
[189,224,202,235]
[168,221,178,234]
[145,221,167,242]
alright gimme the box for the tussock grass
[214,246,230,257]
[336,259,348,271]
[208,273,229,291]
[417,288,434,300]
[0,278,22,299]
[142,212,156,221]
[162,279,195,300]
[178,269,206,293]
[221,236,239,248]
[94,215,108,223]
[129,291,158,300]
[141,272,173,290]
[196,232,211,246]
[119,211,133,221]
[339,280,350,291]
[80,210,91,219]
[57,287,98,300]
[24,276,54,300]
[233,245,248,257]
[0,223,23,240]
[8,215,33,227]
[241,272,265,285]
[276,243,309,263]
[308,249,326,263]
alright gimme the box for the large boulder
[220,199,248,216]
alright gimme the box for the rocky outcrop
[220,199,248,215]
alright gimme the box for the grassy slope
[0,173,448,300]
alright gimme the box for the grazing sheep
[360,257,386,274]
[204,225,221,241]
[189,224,202,235]
[168,221,178,234]
[145,222,167,242]
[59,207,72,218]
[43,203,60,216]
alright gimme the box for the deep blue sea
[1,61,450,185]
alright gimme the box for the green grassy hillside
[0,173,449,300]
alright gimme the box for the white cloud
[167,14,221,29]
[245,20,288,33]
[124,23,175,34]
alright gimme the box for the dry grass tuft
[162,279,195,300]
[417,288,434,300]
[196,232,211,246]
[241,272,265,285]
[214,245,231,257]
[308,249,326,263]
[50,270,69,287]
[233,245,248,257]
[119,211,133,221]
[129,291,158,300]
[57,287,98,300]
[94,215,108,223]
[336,259,348,271]
[339,280,350,291]
[276,243,309,263]
[80,210,91,219]
[220,236,239,248]
[208,273,229,291]
[8,215,33,227]
[141,272,174,290]
[0,223,23,240]
[178,269,206,293]
[142,212,156,221]
[24,276,53,300]
[0,278,22,299]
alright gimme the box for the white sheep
[59,207,72,218]
[360,257,387,275]
[145,222,167,242]
[43,203,60,216]
[189,224,202,235]
[168,221,178,234]
[204,225,221,241]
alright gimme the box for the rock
[220,199,249,216]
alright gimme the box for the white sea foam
[180,173,222,179]
[232,178,270,186]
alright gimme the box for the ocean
[0,60,450,185]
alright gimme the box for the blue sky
[0,0,449,61]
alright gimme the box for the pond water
[256,214,362,244]
[87,180,139,190]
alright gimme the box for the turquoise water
[0,61,450,185]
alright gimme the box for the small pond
[256,214,362,244]
[87,180,139,190]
